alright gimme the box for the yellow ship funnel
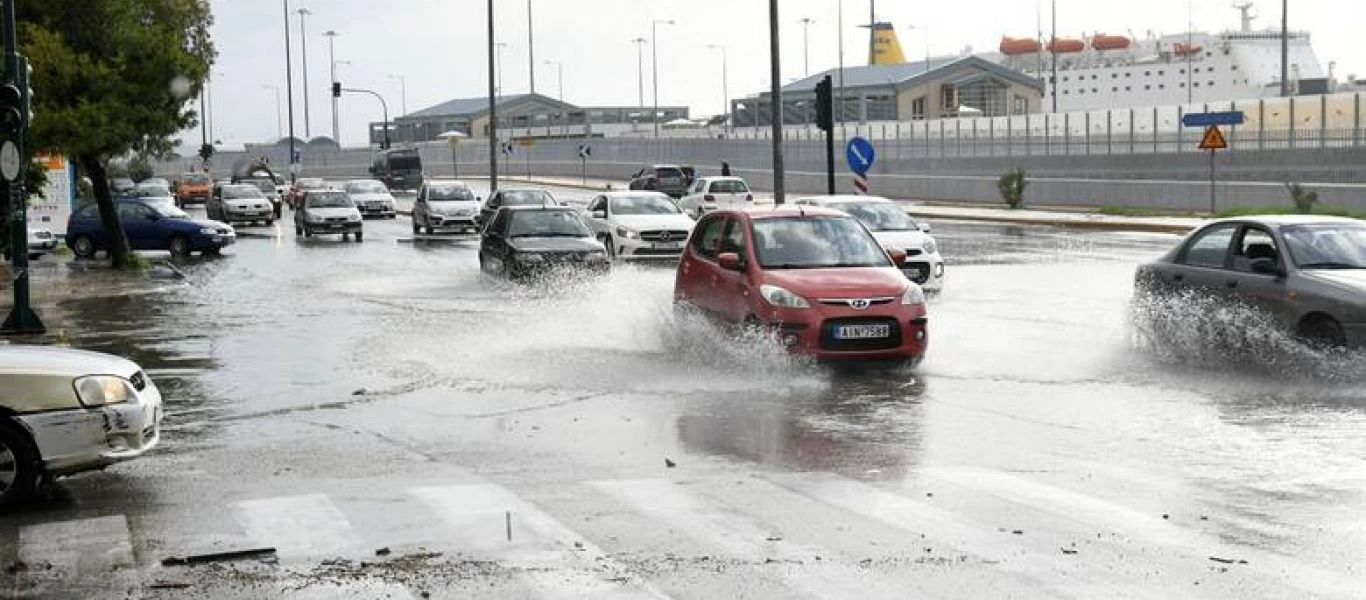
[870,22,906,65]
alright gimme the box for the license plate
[904,266,926,278]
[835,324,890,339]
[653,242,681,249]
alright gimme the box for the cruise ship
[984,4,1329,111]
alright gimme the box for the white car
[0,346,163,506]
[677,176,753,219]
[794,195,945,292]
[27,226,57,260]
[344,179,397,219]
[412,179,481,234]
[583,191,695,260]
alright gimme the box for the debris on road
[664,458,677,468]
[1208,556,1248,565]
[375,547,392,557]
[1061,547,1078,555]
[352,388,368,396]
[161,547,278,566]
[1011,530,1024,535]
[148,581,193,590]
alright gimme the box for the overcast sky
[195,0,1364,149]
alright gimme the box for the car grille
[632,247,683,256]
[325,217,348,224]
[817,297,896,308]
[819,317,903,351]
[640,230,689,243]
[905,248,924,257]
[34,231,53,239]
[901,262,931,284]
[129,371,147,391]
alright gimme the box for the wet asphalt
[2,184,1365,599]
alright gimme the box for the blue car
[66,198,236,258]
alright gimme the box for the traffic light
[0,83,22,137]
[19,57,32,128]
[332,82,341,98]
[198,143,215,161]
[814,74,834,133]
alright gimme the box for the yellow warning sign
[1198,125,1228,150]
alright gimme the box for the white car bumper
[613,236,687,260]
[900,254,945,292]
[16,382,164,476]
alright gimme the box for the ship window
[1064,90,1070,95]
[1112,87,1118,92]
[1231,65,1238,71]
[1179,69,1185,74]
[1144,71,1151,76]
[1091,74,1098,80]
[1125,86,1131,91]
[1063,76,1070,82]
[1208,81,1215,86]
[1112,73,1118,79]
[1158,84,1166,89]
[1159,70,1165,76]
[1125,72,1131,78]
[1205,51,1212,57]
[1179,82,1185,88]
[1144,85,1151,90]
[1193,82,1199,87]
[1092,88,1098,93]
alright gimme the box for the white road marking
[412,483,668,599]
[235,494,365,562]
[18,515,139,595]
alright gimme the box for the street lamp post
[707,45,730,133]
[631,37,647,112]
[387,74,407,115]
[262,84,283,139]
[526,0,536,95]
[651,19,675,137]
[798,17,814,76]
[323,30,340,144]
[495,42,509,98]
[297,7,312,138]
[281,0,298,180]
[768,0,785,204]
[487,0,499,191]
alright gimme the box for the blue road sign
[845,137,876,175]
[1181,111,1245,127]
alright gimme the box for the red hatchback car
[674,207,928,363]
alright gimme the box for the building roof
[779,55,1044,94]
[400,93,580,120]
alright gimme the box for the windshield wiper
[1299,261,1366,269]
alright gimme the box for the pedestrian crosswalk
[2,469,1360,599]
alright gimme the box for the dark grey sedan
[1135,215,1366,347]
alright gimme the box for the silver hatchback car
[1136,215,1366,347]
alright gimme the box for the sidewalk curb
[901,209,1199,234]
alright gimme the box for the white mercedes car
[0,345,163,506]
[794,195,945,292]
[583,191,695,260]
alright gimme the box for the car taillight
[704,195,715,203]
[745,194,754,202]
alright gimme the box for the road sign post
[446,135,461,179]
[1197,124,1229,214]
[845,136,876,195]
[577,144,592,186]
[1,0,44,335]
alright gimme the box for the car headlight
[307,214,324,223]
[348,214,362,222]
[73,375,135,407]
[588,250,608,262]
[760,284,810,308]
[616,226,640,240]
[922,237,938,255]
[901,284,926,305]
[518,252,545,263]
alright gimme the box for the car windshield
[752,216,892,269]
[428,184,475,201]
[148,202,189,219]
[242,179,274,193]
[306,192,353,208]
[183,174,210,184]
[610,195,681,215]
[223,186,264,199]
[1282,224,1366,269]
[347,181,388,194]
[508,210,591,238]
[137,185,172,198]
[502,190,554,206]
[655,168,684,180]
[389,155,421,170]
[709,180,748,193]
[833,202,920,232]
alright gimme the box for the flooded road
[3,186,1364,598]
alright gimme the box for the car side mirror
[591,210,606,219]
[717,252,743,271]
[1250,257,1284,277]
[887,248,908,266]
[918,222,932,233]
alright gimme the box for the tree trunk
[79,155,132,268]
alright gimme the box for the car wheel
[304,228,313,238]
[355,232,364,243]
[1299,315,1347,348]
[425,226,434,235]
[412,219,421,235]
[70,235,96,258]
[204,246,222,256]
[0,419,41,508]
[295,225,302,236]
[342,232,350,241]
[169,234,192,257]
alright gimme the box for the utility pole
[387,74,407,115]
[1050,0,1057,112]
[282,0,298,181]
[868,0,876,64]
[527,0,536,95]
[488,0,499,192]
[652,19,675,137]
[1,0,44,334]
[1187,0,1193,103]
[1280,0,1289,96]
[262,85,284,139]
[495,42,508,98]
[799,18,814,76]
[631,38,647,111]
[837,0,845,129]
[323,30,340,144]
[707,45,730,134]
[768,0,785,205]
[297,7,312,138]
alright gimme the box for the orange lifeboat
[1174,42,1203,56]
[1091,34,1131,51]
[1000,37,1042,55]
[1047,38,1085,53]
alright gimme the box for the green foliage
[1097,206,1177,217]
[998,168,1027,209]
[1285,182,1318,214]
[24,160,46,199]
[127,155,154,182]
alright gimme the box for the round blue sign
[845,137,876,175]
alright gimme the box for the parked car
[478,206,609,280]
[135,182,176,205]
[1135,215,1366,348]
[66,198,235,258]
[477,188,558,229]
[236,177,284,219]
[677,176,754,218]
[794,195,945,292]
[174,172,213,206]
[412,179,480,234]
[674,206,928,363]
[26,226,57,260]
[294,189,364,242]
[138,177,170,189]
[207,183,277,226]
[289,177,328,209]
[628,165,691,199]
[108,178,137,197]
[583,192,695,260]
[343,179,397,219]
[0,345,164,507]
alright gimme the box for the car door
[715,217,753,321]
[679,215,728,314]
[480,209,512,273]
[1225,225,1296,324]
[1165,223,1240,294]
[584,196,610,236]
[118,202,156,249]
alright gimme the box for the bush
[1286,182,1318,214]
[998,168,1027,209]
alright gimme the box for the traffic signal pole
[1,0,44,334]
[814,74,835,194]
